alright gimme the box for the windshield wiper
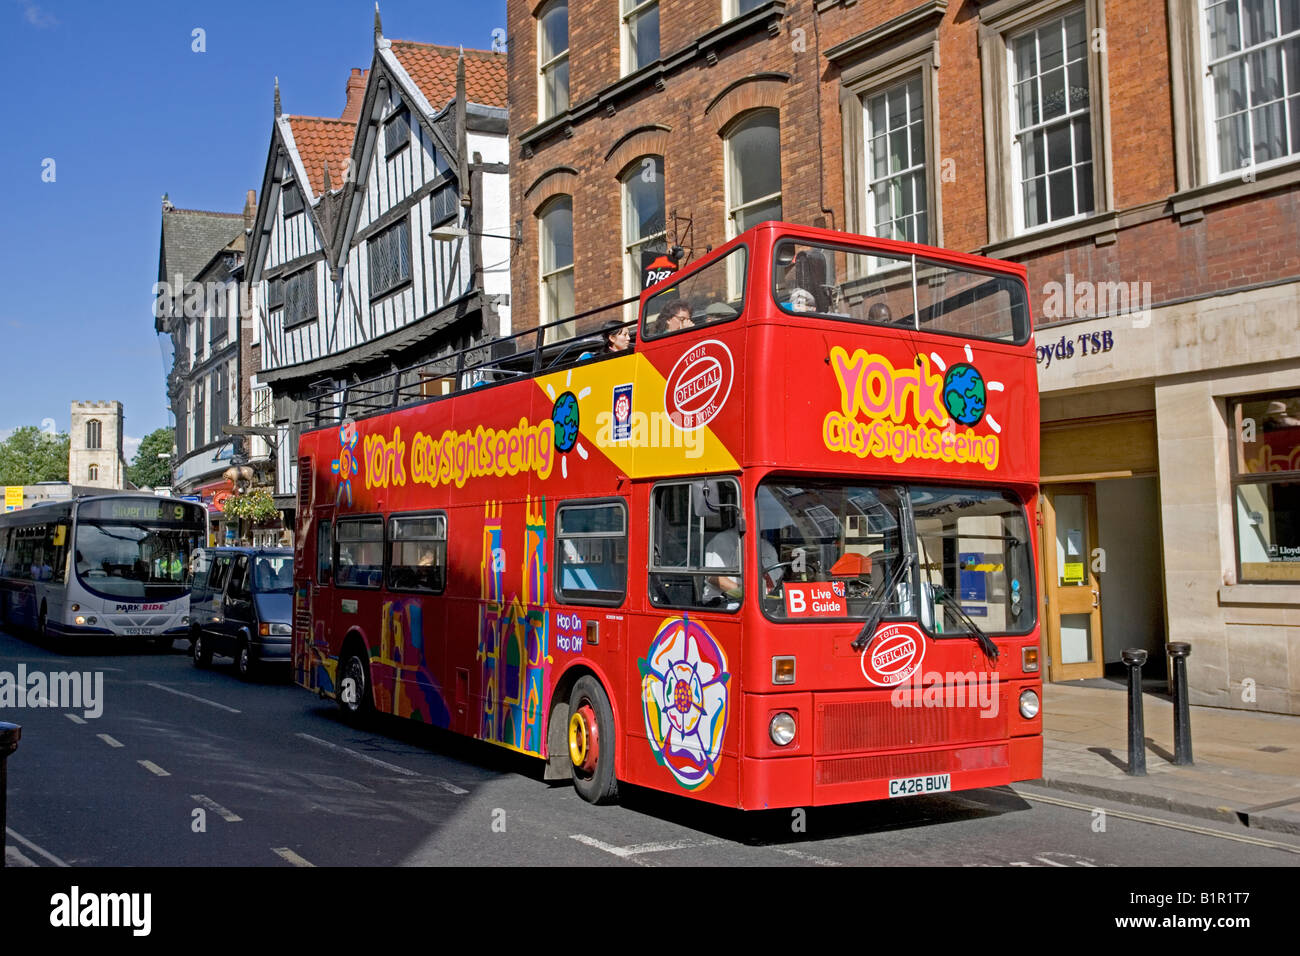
[850,556,911,651]
[932,586,1000,662]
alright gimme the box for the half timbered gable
[333,38,509,360]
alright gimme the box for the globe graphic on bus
[552,391,580,453]
[942,363,986,427]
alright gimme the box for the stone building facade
[68,401,127,490]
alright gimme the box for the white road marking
[5,828,70,867]
[143,681,240,713]
[138,760,171,777]
[63,713,86,725]
[294,733,419,776]
[190,794,243,823]
[1034,856,1068,867]
[768,846,843,866]
[96,734,124,748]
[1018,790,1300,855]
[570,834,724,865]
[438,781,469,795]
[272,847,315,867]
[5,845,38,867]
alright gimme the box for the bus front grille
[815,693,1007,754]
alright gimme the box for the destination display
[78,499,207,525]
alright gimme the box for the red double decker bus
[293,221,1041,809]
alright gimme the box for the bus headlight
[1019,689,1040,719]
[69,604,80,612]
[75,615,86,625]
[769,712,797,746]
[181,615,190,625]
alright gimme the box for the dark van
[188,547,293,678]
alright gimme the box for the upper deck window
[641,245,747,341]
[771,239,1030,345]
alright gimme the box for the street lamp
[429,222,522,244]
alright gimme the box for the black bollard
[1122,649,1147,776]
[1167,642,1194,765]
[0,722,20,868]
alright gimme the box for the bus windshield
[74,519,206,601]
[757,481,1034,633]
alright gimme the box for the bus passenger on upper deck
[867,302,893,324]
[658,299,694,333]
[788,288,817,313]
[600,320,632,354]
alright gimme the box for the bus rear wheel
[567,676,618,805]
[337,649,374,725]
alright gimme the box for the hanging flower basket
[222,488,279,523]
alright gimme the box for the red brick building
[506,0,1300,714]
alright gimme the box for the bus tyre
[337,649,374,725]
[567,676,618,805]
[192,631,213,668]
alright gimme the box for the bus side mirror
[691,479,721,517]
[690,479,745,533]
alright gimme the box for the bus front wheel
[337,649,374,724]
[567,676,618,805]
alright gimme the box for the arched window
[88,464,99,481]
[537,0,569,120]
[724,110,783,238]
[622,156,666,311]
[86,419,102,450]
[538,195,574,343]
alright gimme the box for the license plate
[123,627,151,635]
[888,773,951,798]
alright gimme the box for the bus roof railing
[302,293,641,430]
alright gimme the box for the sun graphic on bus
[545,371,590,479]
[331,421,359,506]
[930,344,1004,433]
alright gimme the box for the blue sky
[0,0,506,460]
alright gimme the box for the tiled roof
[389,42,507,111]
[285,116,356,198]
[159,207,244,285]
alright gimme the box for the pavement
[1039,678,1300,835]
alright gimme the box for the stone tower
[69,401,128,489]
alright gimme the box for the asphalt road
[3,628,1299,868]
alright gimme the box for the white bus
[0,493,208,644]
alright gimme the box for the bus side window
[555,501,627,605]
[318,519,333,585]
[648,478,743,611]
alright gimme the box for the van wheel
[236,642,255,680]
[337,649,374,724]
[192,631,213,668]
[567,676,619,805]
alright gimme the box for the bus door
[310,508,336,691]
[553,496,630,669]
[636,477,744,788]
